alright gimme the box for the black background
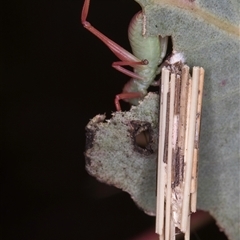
[1,1,228,239]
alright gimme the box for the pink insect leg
[115,92,143,111]
[82,0,141,63]
[81,0,148,110]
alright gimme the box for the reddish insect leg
[82,0,149,111]
[115,92,143,111]
[81,0,147,74]
[112,59,148,80]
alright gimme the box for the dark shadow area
[1,1,228,239]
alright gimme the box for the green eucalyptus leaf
[134,0,240,239]
[85,93,159,215]
[85,0,240,239]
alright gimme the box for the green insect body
[124,11,168,105]
[81,0,168,110]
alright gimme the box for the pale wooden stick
[190,149,198,212]
[191,149,198,194]
[184,214,191,240]
[181,67,200,232]
[178,66,189,183]
[157,69,169,232]
[156,75,164,234]
[156,78,164,234]
[170,219,176,240]
[165,73,176,240]
[172,74,180,187]
[191,67,205,212]
[156,67,170,235]
[160,231,165,240]
[191,67,205,193]
[180,75,192,232]
[156,68,165,233]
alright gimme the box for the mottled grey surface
[85,0,240,239]
[139,0,240,239]
[85,93,159,215]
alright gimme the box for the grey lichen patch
[85,93,159,215]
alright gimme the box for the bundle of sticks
[156,63,205,240]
